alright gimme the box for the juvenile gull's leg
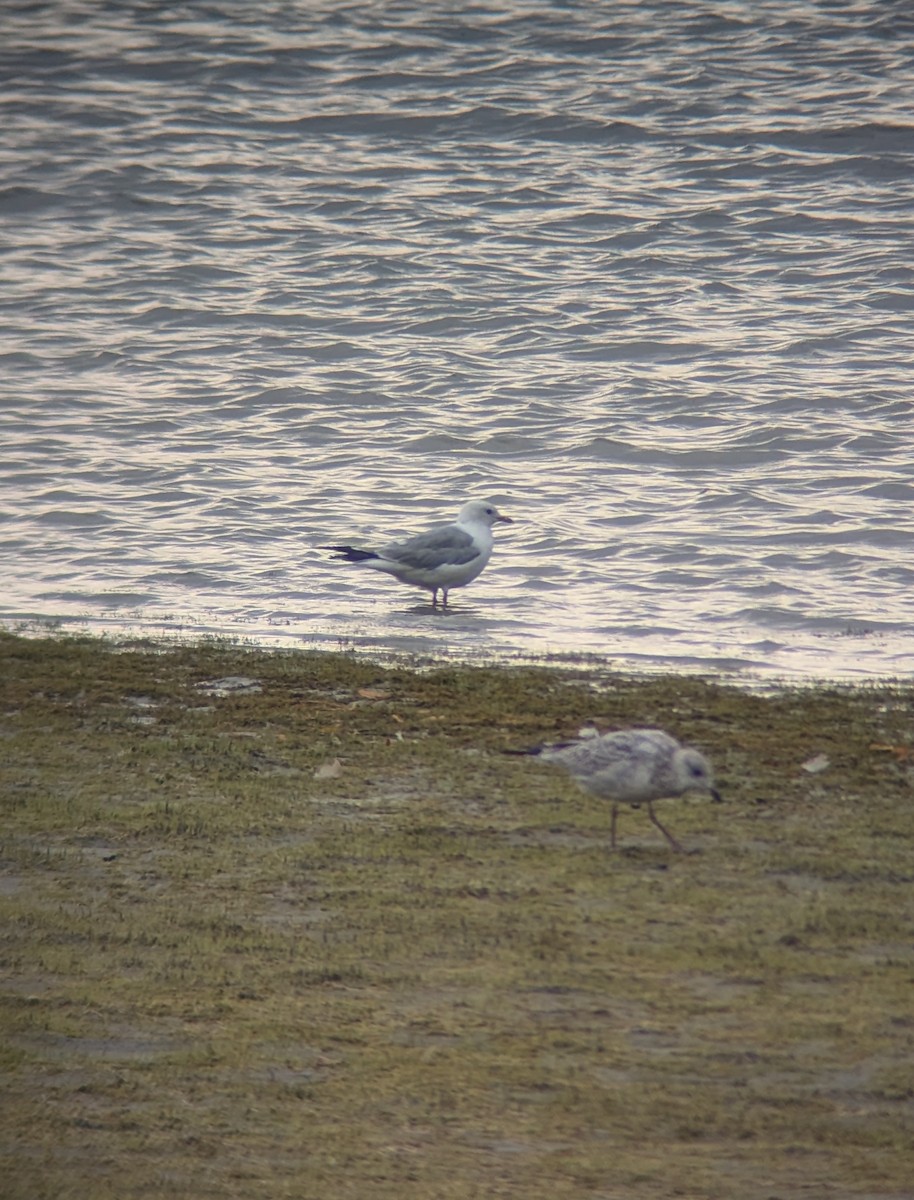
[647,802,684,852]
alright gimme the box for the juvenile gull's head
[672,748,722,802]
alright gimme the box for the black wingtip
[318,545,380,563]
[503,737,580,759]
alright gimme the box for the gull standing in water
[511,727,722,852]
[319,500,513,609]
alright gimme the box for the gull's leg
[441,588,449,610]
[431,588,438,609]
[610,803,619,849]
[647,802,684,852]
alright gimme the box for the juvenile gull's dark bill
[319,499,512,609]
[509,727,722,852]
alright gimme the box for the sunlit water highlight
[2,1,913,680]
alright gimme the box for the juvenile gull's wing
[383,524,479,570]
[545,729,680,777]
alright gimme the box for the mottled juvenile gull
[319,500,512,609]
[511,727,722,852]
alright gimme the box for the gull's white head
[672,748,722,801]
[457,500,513,528]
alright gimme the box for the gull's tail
[319,545,380,563]
[502,740,576,759]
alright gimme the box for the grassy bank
[2,631,913,1199]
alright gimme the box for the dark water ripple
[1,1,913,677]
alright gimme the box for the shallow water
[2,1,913,679]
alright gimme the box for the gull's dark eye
[486,507,494,514]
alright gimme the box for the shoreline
[4,618,911,693]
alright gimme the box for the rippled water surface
[2,1,913,678]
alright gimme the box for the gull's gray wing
[383,524,479,570]
[546,729,679,774]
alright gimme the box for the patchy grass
[1,630,913,1199]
